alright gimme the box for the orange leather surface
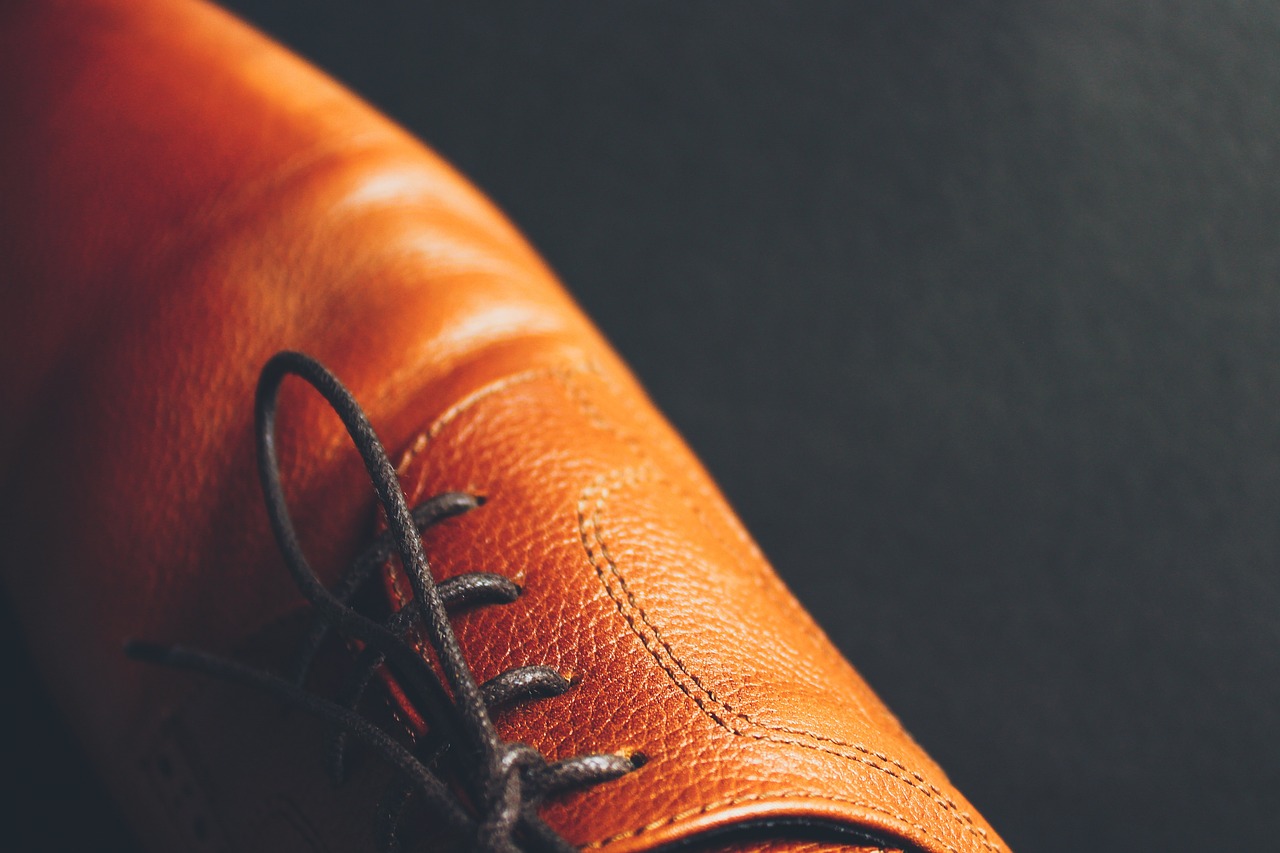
[706,845,897,853]
[0,1,1009,851]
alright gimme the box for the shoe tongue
[381,361,1007,853]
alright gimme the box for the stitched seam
[396,366,570,474]
[557,371,751,560]
[555,371,862,666]
[560,376,994,849]
[582,469,735,712]
[577,471,737,732]
[569,367,767,560]
[383,366,995,852]
[579,469,996,853]
[584,791,956,853]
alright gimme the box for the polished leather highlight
[0,1,1008,851]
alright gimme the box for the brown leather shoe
[0,1,1009,851]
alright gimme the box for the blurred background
[6,2,1279,851]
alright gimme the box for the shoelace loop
[127,351,635,852]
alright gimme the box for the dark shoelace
[126,351,635,852]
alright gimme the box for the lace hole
[624,749,649,770]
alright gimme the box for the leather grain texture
[0,0,1008,851]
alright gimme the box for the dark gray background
[6,2,1279,851]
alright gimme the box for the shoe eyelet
[620,748,649,770]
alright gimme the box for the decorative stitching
[395,365,572,475]
[386,365,998,853]
[553,370,871,670]
[564,367,768,561]
[582,791,955,853]
[578,471,996,852]
[555,371,758,561]
[556,371,995,850]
